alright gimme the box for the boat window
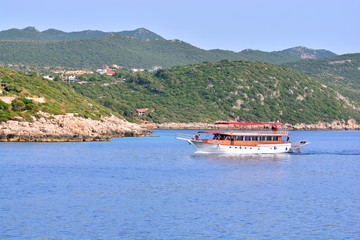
[273,136,279,141]
[212,134,219,140]
[260,136,266,141]
[230,136,234,141]
[219,135,226,140]
[237,136,243,141]
[252,136,258,141]
[266,136,272,141]
[245,136,252,141]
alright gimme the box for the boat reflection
[190,152,291,163]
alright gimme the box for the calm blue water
[1,130,359,239]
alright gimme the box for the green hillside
[72,60,360,124]
[282,53,360,103]
[0,33,337,69]
[0,67,113,122]
[0,27,164,41]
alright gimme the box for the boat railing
[175,133,194,141]
[221,130,289,135]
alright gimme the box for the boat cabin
[196,130,289,147]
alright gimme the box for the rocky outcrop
[286,119,360,130]
[0,114,153,142]
[141,119,360,130]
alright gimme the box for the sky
[0,0,359,54]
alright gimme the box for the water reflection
[190,152,291,163]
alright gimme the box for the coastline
[141,119,360,130]
[1,117,358,142]
[0,114,153,142]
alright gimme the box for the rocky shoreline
[141,119,360,130]
[0,117,358,142]
[0,114,153,142]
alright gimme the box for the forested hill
[0,67,113,122]
[0,27,164,41]
[0,34,337,69]
[72,60,360,124]
[282,53,360,104]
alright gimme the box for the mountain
[0,33,337,69]
[0,67,113,121]
[116,28,165,40]
[282,53,360,104]
[281,46,337,59]
[0,27,164,41]
[72,60,360,124]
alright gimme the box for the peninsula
[0,114,152,142]
[0,67,152,142]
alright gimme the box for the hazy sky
[0,0,359,54]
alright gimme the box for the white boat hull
[189,140,292,154]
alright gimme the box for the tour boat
[176,122,309,154]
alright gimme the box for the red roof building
[106,69,115,76]
[136,108,149,115]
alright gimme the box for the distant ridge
[0,27,165,41]
[282,46,337,59]
[0,27,340,69]
[0,36,338,68]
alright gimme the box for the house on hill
[131,68,144,72]
[136,108,149,115]
[152,65,162,71]
[67,75,79,83]
[111,64,123,69]
[136,108,155,115]
[96,69,107,74]
[106,69,115,76]
[43,75,54,80]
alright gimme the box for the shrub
[12,100,26,111]
[0,100,9,110]
[4,84,23,94]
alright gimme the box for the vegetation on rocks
[282,53,360,104]
[0,67,113,122]
[72,60,360,124]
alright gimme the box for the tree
[0,100,9,110]
[12,100,26,111]
[30,72,38,78]
[5,84,22,94]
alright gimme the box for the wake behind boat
[176,122,309,154]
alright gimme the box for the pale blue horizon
[0,0,359,55]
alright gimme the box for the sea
[1,130,359,239]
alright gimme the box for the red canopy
[215,122,284,126]
[198,131,221,134]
